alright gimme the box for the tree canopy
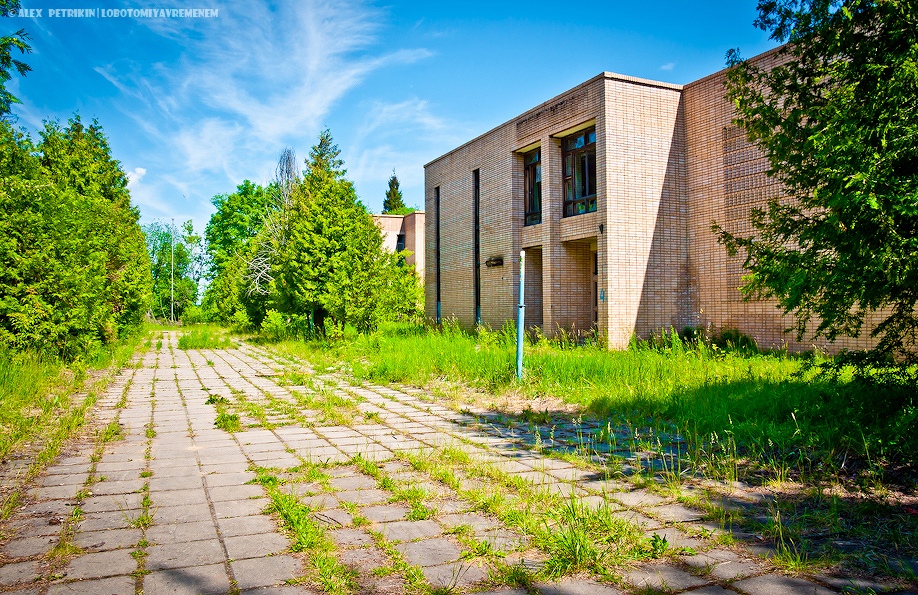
[201,131,423,335]
[0,0,32,117]
[143,220,203,322]
[718,0,918,361]
[0,117,151,358]
[383,169,407,213]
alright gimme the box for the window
[472,169,481,325]
[562,126,597,216]
[524,149,541,225]
[395,233,406,252]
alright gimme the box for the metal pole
[170,218,174,323]
[516,249,525,380]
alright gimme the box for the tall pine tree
[382,169,407,213]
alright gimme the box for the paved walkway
[0,334,913,595]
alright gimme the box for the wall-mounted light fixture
[485,256,504,268]
[599,223,604,234]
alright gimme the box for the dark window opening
[395,233,406,252]
[562,126,597,217]
[524,148,541,226]
[473,169,481,326]
[434,186,441,324]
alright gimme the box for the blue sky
[6,1,777,233]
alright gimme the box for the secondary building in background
[424,48,873,352]
[374,211,425,278]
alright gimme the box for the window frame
[562,126,597,217]
[523,148,542,226]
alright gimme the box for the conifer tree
[383,169,406,213]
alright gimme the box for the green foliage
[205,180,274,275]
[176,326,232,350]
[718,0,918,361]
[269,130,423,334]
[382,169,406,213]
[0,117,151,359]
[142,220,202,321]
[275,323,918,473]
[0,1,32,116]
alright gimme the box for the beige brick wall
[682,48,878,352]
[426,50,883,352]
[374,211,426,279]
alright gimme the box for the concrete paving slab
[203,471,256,487]
[733,575,838,595]
[480,528,529,551]
[329,528,374,547]
[212,498,268,518]
[624,563,710,592]
[609,490,667,507]
[224,532,289,559]
[439,512,501,531]
[361,504,409,522]
[311,508,352,527]
[90,479,145,496]
[144,563,230,595]
[79,492,143,513]
[149,475,204,491]
[535,580,623,594]
[155,503,213,523]
[1,535,56,557]
[395,537,461,566]
[146,538,225,570]
[336,489,389,506]
[421,562,487,587]
[652,503,705,523]
[0,560,41,586]
[337,547,389,572]
[231,555,300,590]
[63,548,137,579]
[329,474,377,490]
[146,520,219,544]
[377,519,442,541]
[73,527,142,551]
[207,484,265,501]
[644,526,705,549]
[47,576,136,594]
[217,514,277,537]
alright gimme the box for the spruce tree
[382,169,406,213]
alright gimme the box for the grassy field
[267,322,917,487]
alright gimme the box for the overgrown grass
[256,467,358,593]
[268,323,917,484]
[177,326,233,350]
[0,333,145,520]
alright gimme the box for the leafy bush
[261,309,290,341]
[177,328,232,350]
[0,117,151,359]
[181,305,205,326]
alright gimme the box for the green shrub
[261,310,290,341]
[177,328,232,350]
[181,305,205,326]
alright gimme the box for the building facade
[424,49,875,352]
[374,211,425,278]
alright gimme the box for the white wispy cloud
[659,62,676,71]
[126,166,147,187]
[93,0,435,227]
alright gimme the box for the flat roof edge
[423,72,681,168]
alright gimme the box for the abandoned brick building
[423,48,874,352]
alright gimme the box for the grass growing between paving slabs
[255,466,359,593]
[260,324,918,581]
[400,446,656,581]
[176,324,234,350]
[0,333,147,521]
